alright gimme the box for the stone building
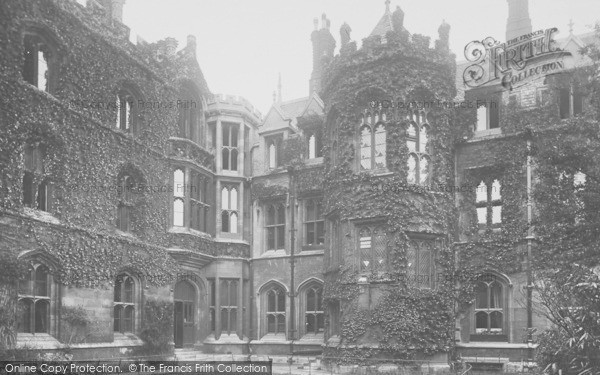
[0,0,597,370]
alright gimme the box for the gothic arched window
[359,111,386,170]
[265,285,286,335]
[114,274,137,333]
[303,283,324,335]
[18,264,52,333]
[474,276,505,336]
[407,110,431,185]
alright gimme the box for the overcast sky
[122,0,599,115]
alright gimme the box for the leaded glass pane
[360,126,372,170]
[374,124,386,169]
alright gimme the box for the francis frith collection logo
[463,28,571,90]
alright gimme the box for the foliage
[251,181,288,201]
[0,253,28,350]
[533,268,600,374]
[530,26,600,375]
[61,306,91,344]
[136,299,174,358]
[319,21,458,361]
[0,0,250,289]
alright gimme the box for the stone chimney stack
[506,0,532,41]
[309,14,336,95]
[187,35,197,52]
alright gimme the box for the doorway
[174,280,196,348]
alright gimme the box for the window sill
[358,169,392,177]
[305,157,324,165]
[477,226,502,235]
[258,333,287,342]
[204,334,247,344]
[301,245,325,252]
[472,128,502,138]
[169,226,212,239]
[113,332,144,345]
[469,334,508,342]
[221,170,240,176]
[260,249,287,258]
[16,333,62,349]
[22,207,60,225]
[115,229,136,239]
[298,333,324,342]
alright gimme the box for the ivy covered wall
[319,27,459,361]
[0,0,246,349]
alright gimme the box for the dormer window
[23,34,56,93]
[306,131,322,159]
[266,136,283,170]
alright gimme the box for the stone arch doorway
[174,280,196,348]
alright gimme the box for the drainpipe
[287,166,297,355]
[526,138,534,361]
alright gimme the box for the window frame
[475,98,500,132]
[113,273,138,334]
[358,110,387,171]
[263,284,286,337]
[172,167,212,233]
[475,178,502,229]
[265,202,286,251]
[266,135,283,170]
[303,198,325,249]
[115,89,139,133]
[116,174,136,232]
[559,86,585,119]
[219,279,239,336]
[301,283,324,337]
[18,263,53,334]
[221,122,239,172]
[406,238,437,289]
[22,32,58,93]
[22,143,52,212]
[306,130,322,160]
[356,223,387,273]
[178,85,203,144]
[406,110,431,185]
[471,274,509,341]
[220,185,239,234]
